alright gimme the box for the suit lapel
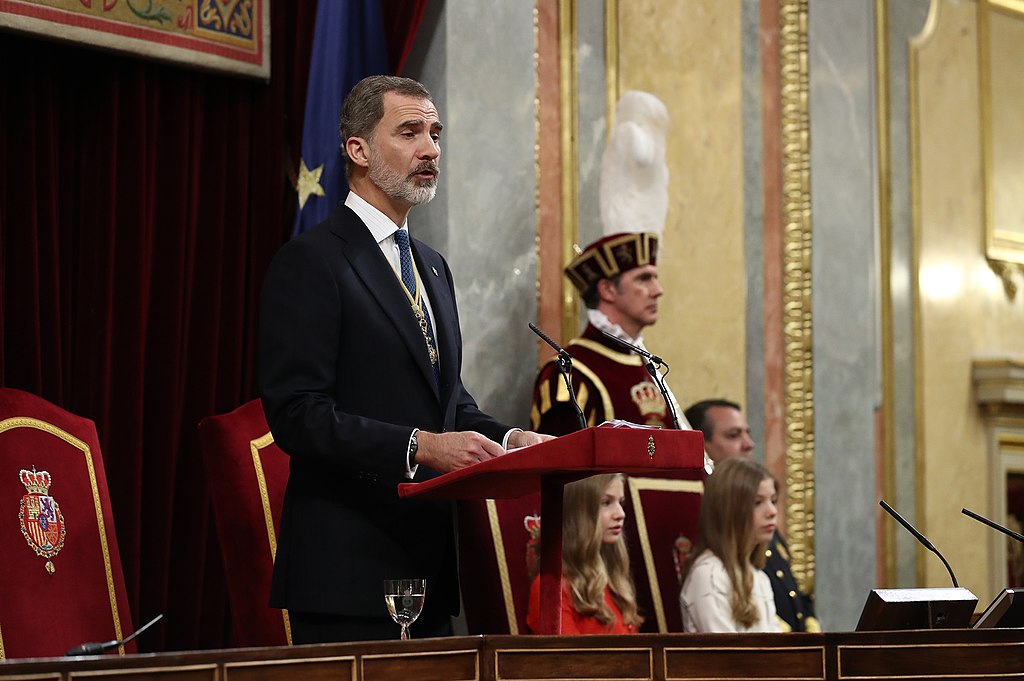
[331,207,441,402]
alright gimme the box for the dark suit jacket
[259,202,512,618]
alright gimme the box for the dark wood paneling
[4,630,1024,681]
[495,648,651,680]
[665,645,826,679]
[837,641,1024,679]
[67,664,217,681]
[224,656,356,681]
[361,649,479,681]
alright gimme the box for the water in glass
[384,578,426,640]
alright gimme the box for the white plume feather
[598,91,670,238]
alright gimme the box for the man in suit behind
[259,75,551,644]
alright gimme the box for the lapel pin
[431,266,438,277]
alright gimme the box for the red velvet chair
[458,495,542,634]
[198,399,291,647]
[623,472,705,632]
[0,388,135,659]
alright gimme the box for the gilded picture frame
[978,0,1024,278]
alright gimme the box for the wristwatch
[408,428,420,468]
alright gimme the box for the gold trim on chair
[250,431,292,646]
[0,416,125,658]
[627,476,705,633]
[486,499,520,634]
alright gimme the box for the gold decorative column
[779,0,816,595]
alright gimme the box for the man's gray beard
[368,154,437,205]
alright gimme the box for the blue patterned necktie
[393,229,440,388]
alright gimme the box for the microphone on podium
[597,329,682,432]
[961,507,1024,628]
[879,499,959,587]
[856,501,976,630]
[65,613,163,656]
[598,328,665,365]
[961,507,1024,543]
[529,323,586,431]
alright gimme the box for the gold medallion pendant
[412,304,438,366]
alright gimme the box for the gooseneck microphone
[529,323,587,431]
[962,507,1024,543]
[598,329,681,431]
[598,329,666,365]
[880,499,959,587]
[65,613,163,656]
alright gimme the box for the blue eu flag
[293,0,390,236]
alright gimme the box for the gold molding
[559,0,580,338]
[973,357,1024,419]
[779,0,815,596]
[989,432,1024,597]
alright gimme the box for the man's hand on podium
[416,430,555,473]
[416,431,507,472]
[507,430,555,449]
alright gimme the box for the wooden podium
[398,425,705,634]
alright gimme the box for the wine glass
[384,578,426,640]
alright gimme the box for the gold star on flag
[296,158,326,210]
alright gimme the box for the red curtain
[0,1,426,652]
[382,0,430,74]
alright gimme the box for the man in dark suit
[683,399,820,632]
[259,75,551,644]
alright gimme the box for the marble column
[404,0,540,427]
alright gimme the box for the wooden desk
[2,629,1023,680]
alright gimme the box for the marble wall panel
[404,0,540,427]
[808,0,880,632]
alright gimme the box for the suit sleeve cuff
[405,428,419,480]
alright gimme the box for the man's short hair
[684,399,742,439]
[580,274,622,309]
[338,75,433,179]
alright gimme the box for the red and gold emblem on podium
[19,467,66,574]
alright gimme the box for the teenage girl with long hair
[679,457,782,632]
[526,473,642,634]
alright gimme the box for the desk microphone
[529,323,587,431]
[598,330,682,432]
[962,507,1024,543]
[597,329,665,365]
[880,499,959,587]
[529,322,571,363]
[65,613,163,656]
